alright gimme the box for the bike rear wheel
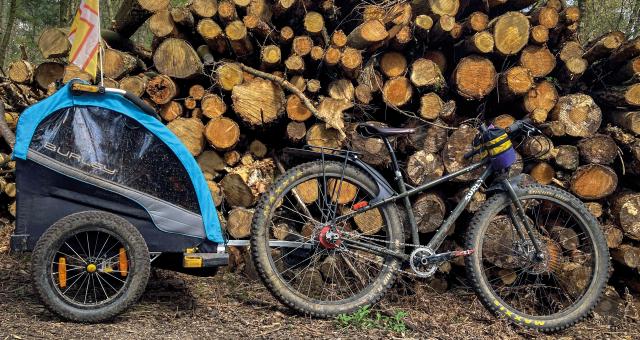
[466,184,609,331]
[250,161,404,317]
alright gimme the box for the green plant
[336,306,408,333]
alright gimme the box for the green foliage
[544,76,560,88]
[336,306,408,334]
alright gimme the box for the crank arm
[341,238,408,261]
[423,249,474,265]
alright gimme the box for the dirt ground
[1,223,639,339]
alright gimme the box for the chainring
[409,247,438,278]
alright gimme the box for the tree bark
[33,62,65,90]
[550,94,602,137]
[413,192,446,233]
[0,0,18,69]
[612,192,640,241]
[113,0,170,39]
[406,150,444,186]
[443,125,485,181]
[577,134,617,165]
[346,20,388,50]
[594,84,640,108]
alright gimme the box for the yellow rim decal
[493,300,545,326]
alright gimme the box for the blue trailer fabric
[13,82,224,243]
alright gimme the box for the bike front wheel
[251,160,404,317]
[465,184,609,331]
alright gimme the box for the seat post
[382,136,420,246]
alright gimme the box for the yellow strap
[485,133,508,146]
[488,140,513,156]
[71,83,100,94]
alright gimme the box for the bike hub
[516,237,561,275]
[318,226,342,249]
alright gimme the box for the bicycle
[250,119,609,332]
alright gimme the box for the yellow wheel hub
[86,263,97,273]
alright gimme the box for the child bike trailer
[5,81,228,322]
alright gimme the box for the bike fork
[502,179,544,260]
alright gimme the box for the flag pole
[99,43,105,87]
[97,1,104,87]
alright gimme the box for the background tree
[0,0,17,69]
[572,0,640,42]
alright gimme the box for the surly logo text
[44,142,117,175]
[464,180,483,202]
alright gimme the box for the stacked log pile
[1,0,640,314]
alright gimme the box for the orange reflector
[58,257,67,289]
[119,248,128,277]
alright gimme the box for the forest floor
[1,224,639,339]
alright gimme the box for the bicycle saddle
[356,123,416,137]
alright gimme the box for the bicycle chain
[338,231,439,278]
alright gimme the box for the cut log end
[382,77,413,107]
[205,117,241,150]
[493,12,530,55]
[570,164,618,200]
[453,56,497,100]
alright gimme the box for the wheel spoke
[63,243,88,264]
[479,196,598,319]
[258,167,398,305]
[50,229,131,306]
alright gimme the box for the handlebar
[505,118,541,136]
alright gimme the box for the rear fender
[282,148,396,204]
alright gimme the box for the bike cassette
[410,247,476,278]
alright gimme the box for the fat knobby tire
[465,184,610,332]
[250,161,404,317]
[32,211,151,322]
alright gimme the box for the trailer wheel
[32,211,150,322]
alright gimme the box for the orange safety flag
[68,0,100,79]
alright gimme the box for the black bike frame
[329,137,498,261]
